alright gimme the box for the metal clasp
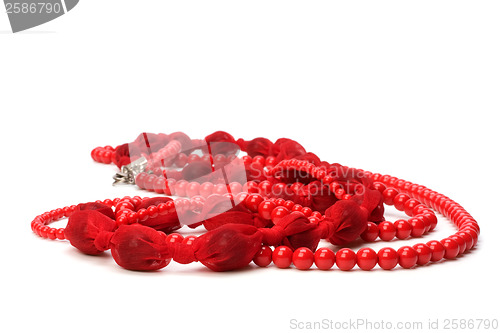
[113,156,149,185]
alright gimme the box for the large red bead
[377,247,398,270]
[426,240,445,262]
[356,248,377,271]
[378,221,396,241]
[292,247,314,270]
[442,238,460,259]
[413,243,432,266]
[393,193,411,211]
[360,222,378,242]
[394,219,411,240]
[253,246,273,267]
[397,246,418,269]
[335,248,356,271]
[272,246,293,269]
[314,248,335,270]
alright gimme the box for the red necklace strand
[31,131,479,272]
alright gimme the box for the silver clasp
[113,156,149,185]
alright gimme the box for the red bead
[397,246,418,269]
[393,193,411,211]
[360,222,378,242]
[356,248,377,271]
[441,238,460,259]
[174,180,188,197]
[301,207,312,217]
[409,217,425,237]
[404,199,420,216]
[424,212,438,231]
[47,228,57,240]
[413,243,432,266]
[271,207,289,224]
[426,240,445,262]
[258,200,277,220]
[56,228,65,240]
[272,246,293,269]
[182,235,197,246]
[245,194,264,212]
[314,248,335,270]
[394,219,412,240]
[377,247,398,270]
[456,231,473,251]
[292,247,314,270]
[186,182,200,197]
[199,182,215,198]
[166,233,184,243]
[253,246,273,267]
[449,235,466,254]
[378,221,396,241]
[383,188,399,205]
[335,248,356,271]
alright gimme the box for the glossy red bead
[442,238,460,259]
[449,235,466,255]
[258,200,277,220]
[382,188,399,205]
[335,248,356,271]
[245,194,264,212]
[424,212,438,231]
[378,221,396,241]
[394,219,412,240]
[166,233,184,244]
[314,248,335,270]
[273,246,293,269]
[397,246,418,269]
[253,246,273,267]
[404,199,420,216]
[456,231,473,251]
[377,247,399,270]
[360,222,378,242]
[413,243,432,266]
[409,217,425,237]
[271,207,290,223]
[292,247,314,270]
[393,193,411,211]
[182,235,197,246]
[426,240,445,262]
[356,248,377,271]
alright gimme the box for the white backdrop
[1,1,499,332]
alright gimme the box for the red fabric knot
[237,137,273,157]
[166,242,196,265]
[65,209,117,255]
[259,225,285,246]
[192,224,263,272]
[109,224,171,271]
[324,200,369,245]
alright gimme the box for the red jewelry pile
[31,131,479,272]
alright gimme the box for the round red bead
[360,222,379,242]
[413,243,432,266]
[273,246,293,269]
[409,217,425,237]
[253,246,273,267]
[394,219,412,240]
[393,193,411,211]
[378,221,396,241]
[450,235,466,254]
[397,246,418,269]
[442,238,460,259]
[258,200,277,220]
[356,248,378,271]
[292,247,314,270]
[377,247,398,270]
[314,248,335,270]
[335,248,356,271]
[426,240,445,262]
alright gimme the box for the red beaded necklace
[32,131,479,272]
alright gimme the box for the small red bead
[393,193,411,211]
[199,182,215,198]
[360,222,379,242]
[377,247,398,270]
[245,194,264,212]
[426,240,445,262]
[166,233,184,243]
[378,221,396,241]
[56,228,65,240]
[335,248,357,271]
[382,188,399,205]
[441,238,460,259]
[273,246,293,269]
[450,235,466,254]
[258,200,277,220]
[253,246,273,267]
[456,231,473,251]
[271,207,290,224]
[47,228,57,240]
[409,217,425,237]
[356,248,378,271]
[397,246,418,269]
[186,182,201,197]
[413,243,432,266]
[301,207,312,217]
[404,199,420,216]
[174,180,188,197]
[182,235,197,246]
[314,248,335,270]
[292,247,314,270]
[394,219,412,240]
[424,212,438,231]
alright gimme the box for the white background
[1,1,499,332]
